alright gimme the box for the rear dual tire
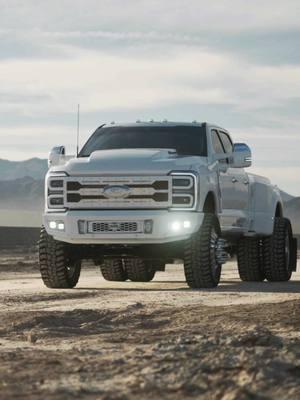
[262,218,293,282]
[237,238,265,282]
[124,259,156,282]
[99,258,157,282]
[99,259,128,281]
[237,217,294,283]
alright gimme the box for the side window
[219,131,233,154]
[211,130,225,154]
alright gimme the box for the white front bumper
[43,210,204,244]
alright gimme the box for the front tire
[262,217,293,282]
[237,237,265,281]
[124,258,156,282]
[184,214,222,288]
[39,227,81,288]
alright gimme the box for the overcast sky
[0,0,300,195]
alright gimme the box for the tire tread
[39,227,81,288]
[237,238,265,282]
[124,258,155,282]
[184,214,221,289]
[262,218,292,282]
[100,259,127,281]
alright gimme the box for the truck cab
[40,121,297,289]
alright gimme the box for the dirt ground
[0,250,299,400]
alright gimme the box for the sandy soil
[0,251,299,400]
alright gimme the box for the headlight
[49,179,64,188]
[170,172,198,210]
[47,173,66,210]
[49,197,64,206]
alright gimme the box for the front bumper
[43,210,204,244]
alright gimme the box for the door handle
[232,178,238,183]
[244,180,249,185]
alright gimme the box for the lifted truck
[39,121,297,288]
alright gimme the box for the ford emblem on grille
[103,185,131,199]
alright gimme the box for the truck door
[218,131,249,231]
[211,129,237,229]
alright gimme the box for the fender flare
[202,191,219,215]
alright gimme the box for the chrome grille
[88,221,140,234]
[65,176,171,209]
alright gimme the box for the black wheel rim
[66,260,79,280]
[285,231,290,270]
[210,227,221,277]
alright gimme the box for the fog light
[144,219,153,234]
[171,221,181,232]
[49,220,65,230]
[49,221,57,229]
[183,220,191,229]
[57,222,65,231]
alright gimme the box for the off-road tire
[237,238,265,281]
[100,259,128,281]
[184,213,222,289]
[262,217,293,282]
[39,227,81,288]
[124,258,156,282]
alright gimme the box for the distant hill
[0,158,47,180]
[284,197,300,212]
[0,177,44,211]
[0,210,42,228]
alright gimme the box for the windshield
[79,125,207,157]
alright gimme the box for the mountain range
[0,158,299,231]
[0,158,48,181]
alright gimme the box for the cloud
[1,1,300,33]
[1,44,300,117]
[0,125,78,160]
[0,1,299,195]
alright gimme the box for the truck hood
[51,149,207,176]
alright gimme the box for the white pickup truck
[39,121,297,289]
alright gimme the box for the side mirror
[232,143,252,168]
[48,146,66,167]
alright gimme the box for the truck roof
[99,121,226,131]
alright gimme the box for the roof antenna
[76,104,80,157]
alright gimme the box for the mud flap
[290,238,298,272]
